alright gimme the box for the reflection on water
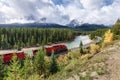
[65,35,93,49]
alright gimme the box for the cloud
[80,0,104,9]
[0,0,120,25]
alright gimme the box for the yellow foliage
[80,54,93,60]
[90,44,100,54]
[68,51,81,59]
[57,54,69,66]
[102,29,113,47]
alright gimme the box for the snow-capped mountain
[67,19,82,27]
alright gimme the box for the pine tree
[34,46,46,75]
[49,51,58,74]
[22,54,34,79]
[4,54,23,80]
[79,41,84,54]
[0,56,5,80]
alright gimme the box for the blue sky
[0,0,120,25]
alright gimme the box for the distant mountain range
[0,23,68,28]
[0,19,109,31]
[67,19,109,31]
[74,23,108,31]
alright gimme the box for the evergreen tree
[0,28,75,50]
[34,46,46,75]
[22,54,34,79]
[79,41,84,54]
[4,54,23,80]
[112,19,120,35]
[49,51,58,74]
[0,56,5,80]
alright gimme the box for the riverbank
[0,35,96,55]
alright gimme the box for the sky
[0,0,120,25]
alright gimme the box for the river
[65,35,93,49]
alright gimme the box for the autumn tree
[102,29,113,47]
[90,44,100,54]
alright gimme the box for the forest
[0,28,75,50]
[90,19,120,40]
[0,26,115,80]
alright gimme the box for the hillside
[99,41,120,80]
[48,41,120,80]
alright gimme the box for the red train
[0,44,68,63]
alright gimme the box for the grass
[46,48,109,80]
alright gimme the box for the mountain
[67,19,81,27]
[75,23,108,31]
[0,22,68,28]
[67,19,108,31]
[0,20,109,31]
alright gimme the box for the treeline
[90,19,120,40]
[112,19,120,40]
[90,28,109,39]
[0,28,75,50]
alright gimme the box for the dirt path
[98,42,120,80]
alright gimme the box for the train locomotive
[0,44,68,63]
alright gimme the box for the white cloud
[0,0,120,25]
[80,0,104,9]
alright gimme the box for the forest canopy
[0,28,75,50]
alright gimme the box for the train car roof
[0,50,17,55]
[22,47,41,51]
[45,43,65,47]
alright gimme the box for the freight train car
[0,44,68,63]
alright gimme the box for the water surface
[65,35,93,49]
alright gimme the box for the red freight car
[45,47,53,56]
[0,44,68,63]
[3,53,13,63]
[45,44,68,56]
[16,51,25,60]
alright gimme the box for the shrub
[90,44,100,54]
[68,51,81,59]
[57,54,70,67]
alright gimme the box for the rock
[90,71,99,79]
[73,75,79,80]
[98,62,105,68]
[66,77,75,80]
[79,72,87,77]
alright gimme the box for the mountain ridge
[0,22,109,31]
